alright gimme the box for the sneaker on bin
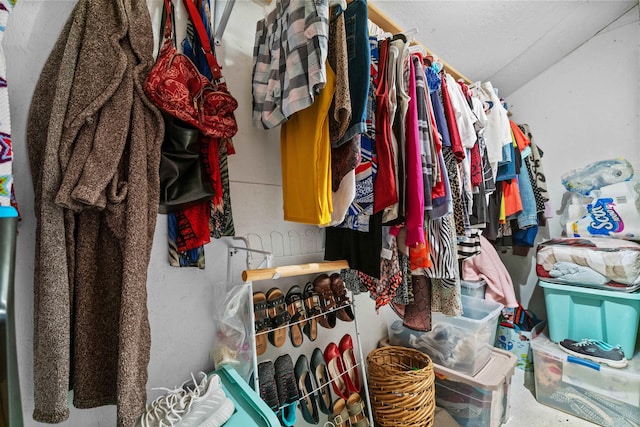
[137,372,235,427]
[559,339,627,369]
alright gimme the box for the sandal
[347,393,370,427]
[313,274,337,329]
[303,283,321,341]
[266,287,291,348]
[253,291,271,356]
[329,398,349,427]
[285,285,307,348]
[330,273,355,322]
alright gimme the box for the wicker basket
[366,345,435,427]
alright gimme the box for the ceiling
[371,1,638,97]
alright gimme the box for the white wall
[5,1,385,425]
[502,6,640,318]
[5,1,639,425]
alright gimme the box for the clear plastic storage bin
[531,332,640,427]
[461,280,487,299]
[385,295,503,376]
[434,347,517,427]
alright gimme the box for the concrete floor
[506,368,596,426]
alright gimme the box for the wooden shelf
[242,260,349,282]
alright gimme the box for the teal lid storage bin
[539,280,640,358]
[213,365,279,427]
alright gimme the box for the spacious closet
[2,1,639,426]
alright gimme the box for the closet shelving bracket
[227,236,274,283]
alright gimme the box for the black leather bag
[158,116,215,213]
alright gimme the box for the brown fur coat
[27,0,163,425]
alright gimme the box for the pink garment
[404,59,425,246]
[461,235,518,308]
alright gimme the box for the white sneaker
[174,375,235,427]
[137,372,234,427]
[137,378,196,427]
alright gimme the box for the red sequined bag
[144,0,238,140]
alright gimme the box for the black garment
[325,212,383,278]
[484,182,503,241]
[470,177,488,226]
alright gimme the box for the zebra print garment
[422,214,458,280]
[429,213,463,316]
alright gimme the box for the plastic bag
[210,284,253,381]
[558,192,593,232]
[561,158,633,196]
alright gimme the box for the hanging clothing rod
[367,1,473,84]
[214,0,236,44]
[242,260,349,282]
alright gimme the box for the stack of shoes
[252,278,356,353]
[136,372,235,427]
[255,339,368,426]
[251,276,363,426]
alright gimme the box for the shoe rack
[242,260,374,427]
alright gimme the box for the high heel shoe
[339,334,360,393]
[323,342,349,400]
